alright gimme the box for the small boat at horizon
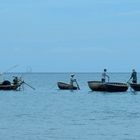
[130,83,140,91]
[57,82,78,90]
[88,81,128,92]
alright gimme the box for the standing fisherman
[101,69,110,83]
[128,69,137,83]
[70,74,80,89]
[70,74,76,86]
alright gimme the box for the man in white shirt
[101,69,110,83]
[70,74,76,86]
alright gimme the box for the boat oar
[127,80,130,85]
[126,81,134,92]
[75,80,80,90]
[23,81,35,90]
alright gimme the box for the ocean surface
[0,73,140,140]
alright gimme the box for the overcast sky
[0,0,140,72]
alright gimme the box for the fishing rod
[23,81,36,90]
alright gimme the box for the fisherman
[13,76,19,85]
[70,74,76,87]
[101,69,110,82]
[128,69,137,83]
[69,74,80,90]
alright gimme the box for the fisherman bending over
[128,69,137,83]
[101,69,110,83]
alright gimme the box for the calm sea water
[0,73,140,140]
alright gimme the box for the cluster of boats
[57,81,140,92]
[0,76,140,92]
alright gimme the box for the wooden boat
[0,80,23,90]
[57,82,78,90]
[130,83,140,91]
[88,81,128,92]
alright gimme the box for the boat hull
[57,82,78,90]
[0,84,21,90]
[0,80,23,91]
[130,83,140,91]
[88,81,128,92]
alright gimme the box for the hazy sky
[0,0,140,72]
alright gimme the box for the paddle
[127,80,130,85]
[126,81,134,93]
[23,81,35,90]
[75,80,80,90]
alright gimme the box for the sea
[0,73,140,140]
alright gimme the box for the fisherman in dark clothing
[13,76,19,85]
[128,69,137,83]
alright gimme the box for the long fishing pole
[23,81,35,90]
